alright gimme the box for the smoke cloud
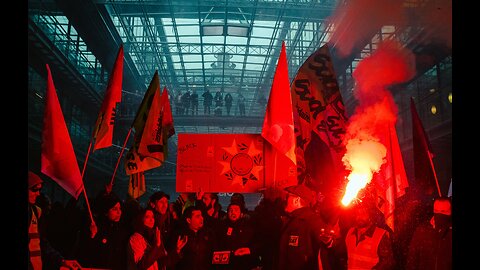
[327,0,452,58]
[327,0,405,57]
[341,40,415,205]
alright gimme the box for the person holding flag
[73,191,130,270]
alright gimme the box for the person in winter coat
[406,197,452,270]
[344,201,395,270]
[224,93,233,116]
[278,184,336,270]
[74,192,129,270]
[215,202,260,270]
[170,205,216,270]
[28,171,81,270]
[127,208,188,270]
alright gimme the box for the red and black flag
[411,97,441,197]
[290,43,348,199]
[93,45,124,151]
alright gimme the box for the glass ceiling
[103,0,338,133]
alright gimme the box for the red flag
[133,71,160,134]
[41,64,83,199]
[261,41,296,166]
[125,86,176,176]
[93,45,124,150]
[160,87,175,161]
[137,87,164,162]
[372,123,409,231]
[290,43,348,200]
[124,147,162,175]
[128,171,146,199]
[410,97,440,197]
[161,87,175,139]
[124,71,163,175]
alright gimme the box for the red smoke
[341,40,415,205]
[409,0,452,48]
[327,0,452,58]
[327,0,405,57]
[353,40,416,106]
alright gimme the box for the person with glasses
[28,171,82,270]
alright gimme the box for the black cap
[284,184,315,206]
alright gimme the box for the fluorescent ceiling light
[201,22,250,37]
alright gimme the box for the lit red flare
[340,137,386,206]
[341,172,369,206]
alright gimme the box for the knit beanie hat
[28,171,43,189]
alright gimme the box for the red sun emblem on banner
[219,139,263,187]
[231,153,253,175]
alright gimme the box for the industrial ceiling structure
[28,0,452,204]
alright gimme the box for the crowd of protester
[28,171,451,270]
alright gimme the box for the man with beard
[215,202,260,269]
[171,205,216,270]
[344,202,395,270]
[406,197,452,270]
[196,191,226,230]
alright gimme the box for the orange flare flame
[341,137,386,206]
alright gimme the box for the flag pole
[109,127,133,186]
[81,140,93,179]
[273,150,277,188]
[81,185,95,225]
[427,153,442,197]
[80,139,95,225]
[447,178,452,197]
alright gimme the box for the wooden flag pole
[109,127,133,186]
